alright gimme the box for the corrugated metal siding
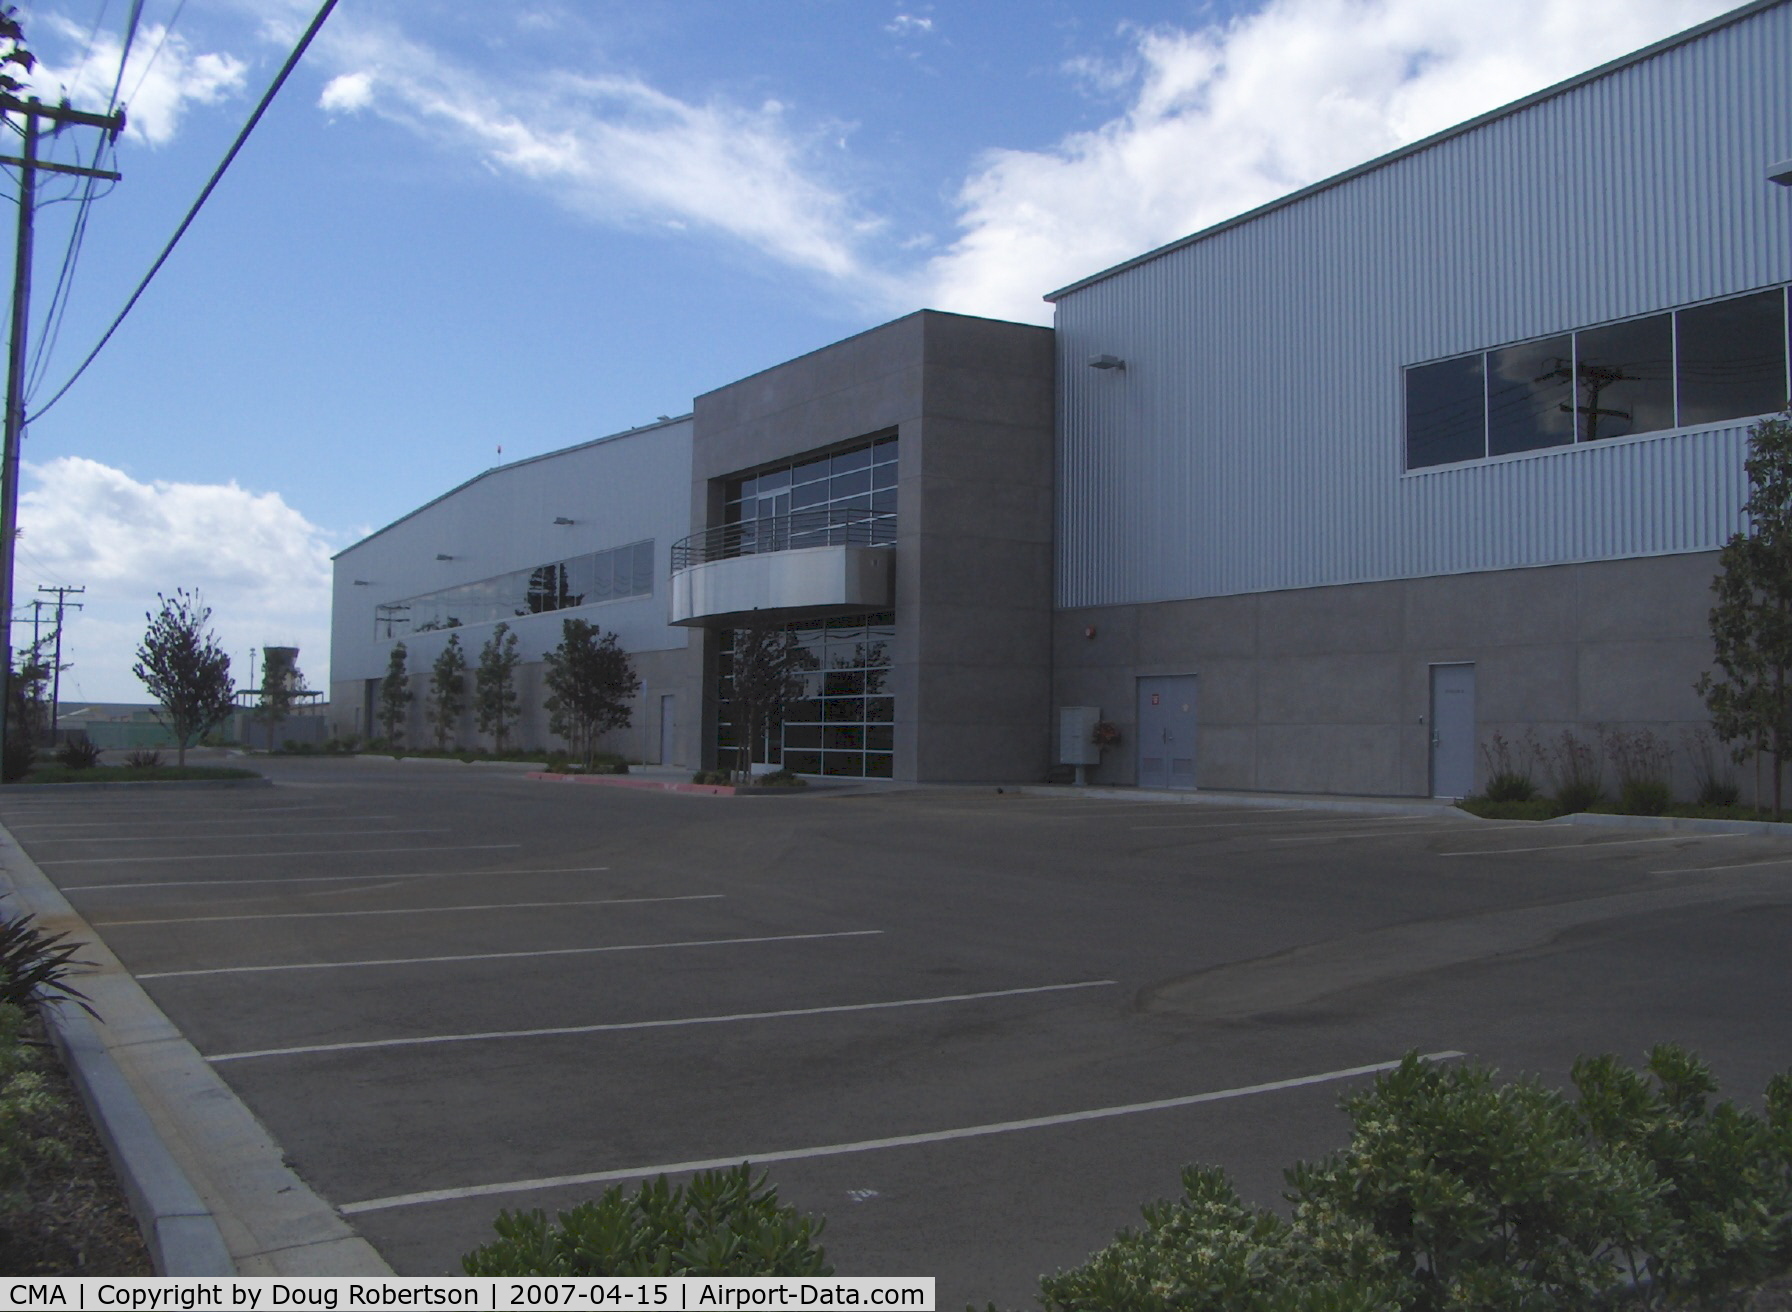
[1055,2,1792,609]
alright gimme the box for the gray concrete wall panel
[1054,553,1727,798]
[1054,2,1791,610]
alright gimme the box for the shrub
[1698,777,1742,808]
[1479,730,1542,802]
[1023,1048,1792,1312]
[1,738,32,783]
[1619,778,1672,816]
[122,749,161,769]
[52,738,100,770]
[1545,728,1604,812]
[461,1165,830,1276]
[756,769,807,788]
[1683,726,1742,808]
[0,1003,72,1214]
[690,770,731,786]
[1604,726,1674,815]
[0,901,95,1017]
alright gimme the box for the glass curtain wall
[724,434,898,550]
[718,612,895,778]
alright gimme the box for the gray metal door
[659,694,677,766]
[1137,675,1198,789]
[1429,663,1476,798]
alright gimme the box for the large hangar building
[332,0,1792,797]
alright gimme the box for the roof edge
[332,413,693,560]
[1045,0,1784,302]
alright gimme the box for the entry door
[1137,676,1198,789]
[659,695,677,766]
[1429,663,1476,798]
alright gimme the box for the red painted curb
[525,771,737,796]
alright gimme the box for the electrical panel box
[1058,706,1101,766]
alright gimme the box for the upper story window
[375,540,654,639]
[1405,286,1790,470]
[723,433,897,550]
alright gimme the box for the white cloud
[33,18,247,146]
[920,0,1738,322]
[886,14,935,37]
[16,457,336,703]
[319,70,374,113]
[316,21,898,298]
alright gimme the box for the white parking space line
[37,843,522,865]
[97,893,724,928]
[30,828,451,844]
[1267,822,1534,844]
[1437,834,1743,857]
[61,866,614,893]
[1133,812,1419,832]
[339,1049,1467,1214]
[4,812,393,831]
[138,929,884,980]
[1652,855,1792,874]
[206,980,1119,1064]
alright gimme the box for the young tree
[132,590,235,766]
[1697,411,1792,818]
[427,634,467,751]
[377,642,413,745]
[474,623,521,753]
[726,625,816,784]
[543,618,640,767]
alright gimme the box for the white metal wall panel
[331,419,695,686]
[1054,2,1792,609]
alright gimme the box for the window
[1405,287,1790,470]
[717,612,895,778]
[724,435,898,552]
[375,540,654,639]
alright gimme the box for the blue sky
[5,0,1737,701]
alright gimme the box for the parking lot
[4,757,1791,1303]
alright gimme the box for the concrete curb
[16,777,272,792]
[0,823,391,1276]
[1556,810,1792,838]
[529,770,735,795]
[1010,784,1467,819]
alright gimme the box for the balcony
[669,507,895,627]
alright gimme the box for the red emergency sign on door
[1150,693,1160,705]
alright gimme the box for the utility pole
[38,582,81,740]
[0,94,123,771]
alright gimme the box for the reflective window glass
[1405,355,1484,469]
[794,456,830,484]
[1677,290,1789,426]
[1573,315,1674,441]
[831,468,871,498]
[865,753,894,778]
[872,463,897,489]
[757,468,791,491]
[1487,335,1575,456]
[831,447,871,474]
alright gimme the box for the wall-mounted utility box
[1058,706,1100,766]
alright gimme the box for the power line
[123,0,191,107]
[28,0,339,424]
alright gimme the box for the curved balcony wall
[669,543,893,627]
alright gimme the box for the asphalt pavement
[3,756,1790,1303]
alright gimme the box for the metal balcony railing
[670,507,896,572]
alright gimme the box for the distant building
[331,0,1792,797]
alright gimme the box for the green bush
[52,739,101,770]
[0,1004,71,1214]
[0,902,95,1018]
[1555,780,1603,813]
[1023,1049,1792,1312]
[691,770,731,786]
[756,769,807,788]
[1619,778,1672,816]
[462,1166,829,1276]
[122,749,161,769]
[1,738,32,783]
[1698,777,1742,808]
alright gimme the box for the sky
[3,0,1741,703]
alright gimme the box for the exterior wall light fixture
[553,516,576,525]
[352,579,371,586]
[1771,159,1792,187]
[435,553,455,561]
[1084,624,1097,639]
[1088,354,1126,370]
